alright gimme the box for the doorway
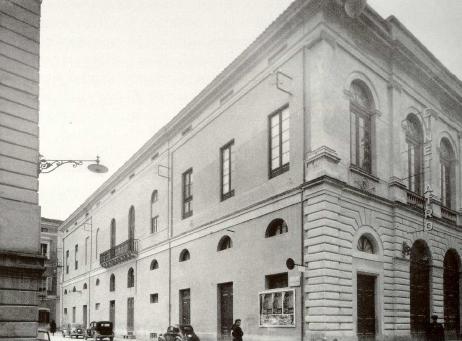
[218,283,233,340]
[444,249,460,339]
[82,305,87,328]
[357,274,376,341]
[179,289,191,325]
[127,297,134,333]
[109,300,115,326]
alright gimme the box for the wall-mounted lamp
[402,241,411,258]
[38,155,108,174]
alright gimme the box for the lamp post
[38,155,109,174]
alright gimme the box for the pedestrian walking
[49,320,57,336]
[426,315,445,341]
[231,319,243,341]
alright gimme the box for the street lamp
[38,155,109,174]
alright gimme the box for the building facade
[60,1,462,341]
[38,218,63,329]
[0,1,44,339]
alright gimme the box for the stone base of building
[0,250,45,339]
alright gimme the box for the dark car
[85,321,114,341]
[62,323,85,338]
[158,325,200,341]
[178,325,200,341]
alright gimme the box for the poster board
[259,288,295,327]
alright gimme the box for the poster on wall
[259,288,295,327]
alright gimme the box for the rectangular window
[350,108,372,173]
[40,243,49,259]
[265,272,288,289]
[151,216,158,234]
[269,106,290,178]
[220,140,235,200]
[85,237,89,265]
[95,303,100,310]
[182,168,193,219]
[72,307,76,323]
[150,293,159,303]
[66,250,69,274]
[74,244,78,270]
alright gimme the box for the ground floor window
[38,309,50,324]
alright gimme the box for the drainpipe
[88,216,92,327]
[167,136,173,326]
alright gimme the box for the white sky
[39,0,462,220]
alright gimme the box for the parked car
[37,329,51,341]
[64,323,85,338]
[85,321,114,341]
[178,325,200,341]
[158,325,200,341]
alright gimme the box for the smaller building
[38,218,63,329]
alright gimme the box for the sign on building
[259,288,295,327]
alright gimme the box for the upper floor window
[265,219,288,238]
[96,278,100,286]
[151,190,158,233]
[350,80,374,174]
[179,249,190,262]
[217,235,233,251]
[65,250,69,274]
[405,115,424,195]
[150,259,159,270]
[40,243,49,259]
[182,169,193,219]
[95,228,99,259]
[357,235,375,254]
[85,237,89,265]
[74,244,78,270]
[110,219,116,248]
[440,138,455,208]
[128,206,135,240]
[83,283,87,290]
[220,140,235,200]
[269,106,290,178]
[127,267,135,288]
[109,274,115,292]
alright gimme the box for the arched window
[217,235,232,251]
[150,259,159,270]
[110,219,116,248]
[64,289,67,295]
[72,286,76,292]
[128,206,135,240]
[127,267,135,288]
[96,278,100,286]
[83,283,87,290]
[405,114,424,195]
[109,274,115,292]
[357,235,375,254]
[440,138,455,208]
[350,80,374,173]
[265,219,288,238]
[179,249,190,262]
[151,190,158,234]
[95,228,99,259]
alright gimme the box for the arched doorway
[410,240,431,339]
[444,249,460,339]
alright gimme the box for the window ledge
[349,165,379,183]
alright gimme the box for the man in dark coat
[427,315,445,341]
[49,320,57,336]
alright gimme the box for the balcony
[441,206,458,224]
[100,239,139,268]
[406,191,425,210]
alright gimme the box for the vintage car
[85,321,114,341]
[158,325,200,341]
[62,323,85,338]
[37,329,51,341]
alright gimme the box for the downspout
[167,136,173,326]
[88,217,92,327]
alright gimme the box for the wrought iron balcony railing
[100,239,139,268]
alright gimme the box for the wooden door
[109,300,115,326]
[444,250,460,339]
[218,283,233,340]
[357,274,376,341]
[127,297,134,332]
[82,305,87,328]
[180,289,191,325]
[410,241,430,339]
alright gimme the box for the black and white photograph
[1,1,462,340]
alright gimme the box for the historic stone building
[60,1,462,340]
[0,1,44,340]
[38,217,63,329]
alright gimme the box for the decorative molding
[306,146,341,166]
[387,79,402,92]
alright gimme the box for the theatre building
[60,1,462,340]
